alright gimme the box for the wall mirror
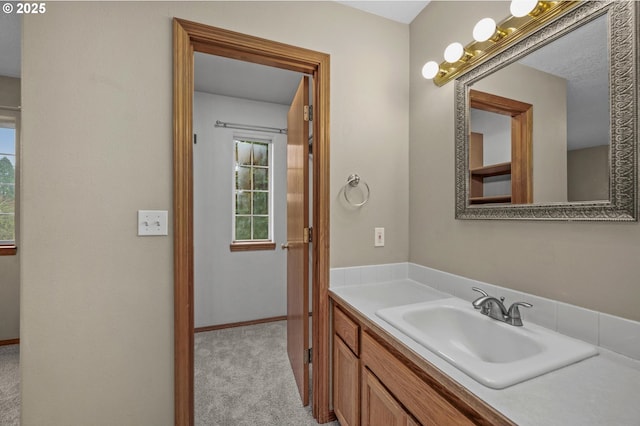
[455,1,637,221]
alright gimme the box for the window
[231,138,274,251]
[0,116,16,253]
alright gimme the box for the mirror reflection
[468,14,609,205]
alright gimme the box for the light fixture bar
[430,1,579,87]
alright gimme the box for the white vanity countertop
[330,280,640,426]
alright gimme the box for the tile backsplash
[330,262,640,362]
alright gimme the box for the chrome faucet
[471,287,532,326]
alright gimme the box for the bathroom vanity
[330,279,640,426]
[332,299,512,425]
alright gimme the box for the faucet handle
[472,287,488,297]
[507,302,532,326]
[471,287,490,313]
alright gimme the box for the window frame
[0,110,18,256]
[230,135,276,252]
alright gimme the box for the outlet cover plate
[375,227,385,247]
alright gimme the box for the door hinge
[303,105,313,122]
[193,133,197,144]
[303,227,311,244]
[305,348,312,364]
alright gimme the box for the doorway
[192,52,303,332]
[173,19,331,425]
[192,52,311,417]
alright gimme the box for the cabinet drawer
[334,306,360,355]
[361,332,473,426]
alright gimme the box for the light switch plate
[138,210,168,236]
[375,227,385,247]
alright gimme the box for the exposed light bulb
[473,18,497,42]
[444,42,464,63]
[421,61,440,79]
[510,0,538,18]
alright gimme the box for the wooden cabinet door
[361,368,411,426]
[333,335,360,426]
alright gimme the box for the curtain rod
[0,105,21,112]
[215,120,287,135]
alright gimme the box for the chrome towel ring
[344,174,370,207]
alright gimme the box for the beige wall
[474,62,568,203]
[410,1,639,323]
[568,145,609,202]
[0,76,20,106]
[21,2,408,424]
[0,75,20,341]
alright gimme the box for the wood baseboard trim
[0,338,19,346]
[195,316,287,333]
[195,312,314,334]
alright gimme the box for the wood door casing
[173,19,332,425]
[469,89,533,204]
[287,76,310,406]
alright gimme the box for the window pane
[235,216,251,240]
[0,214,14,242]
[0,185,14,213]
[253,216,269,240]
[253,192,268,215]
[236,191,250,214]
[233,139,272,244]
[0,156,14,184]
[236,141,252,166]
[253,168,268,191]
[0,151,14,242]
[0,129,15,155]
[237,166,251,190]
[253,143,269,166]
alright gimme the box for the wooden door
[286,75,310,406]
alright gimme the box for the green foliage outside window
[0,155,15,242]
[234,140,270,241]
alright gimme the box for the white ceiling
[518,15,609,151]
[194,53,304,106]
[337,1,430,24]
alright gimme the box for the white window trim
[0,110,19,250]
[231,134,275,244]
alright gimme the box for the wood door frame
[173,18,331,426]
[470,89,533,204]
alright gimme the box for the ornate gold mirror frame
[455,1,638,221]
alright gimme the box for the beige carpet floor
[195,320,339,426]
[0,345,19,426]
[1,321,337,426]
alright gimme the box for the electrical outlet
[375,227,385,247]
[138,210,168,236]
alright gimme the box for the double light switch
[138,210,168,236]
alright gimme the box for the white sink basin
[376,298,598,389]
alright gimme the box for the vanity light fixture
[444,42,465,63]
[421,61,440,80]
[472,18,498,42]
[510,0,539,18]
[421,0,579,86]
